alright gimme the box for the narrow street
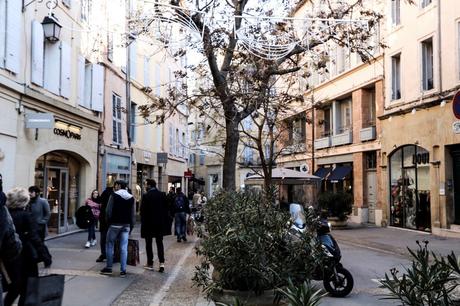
[41,225,460,306]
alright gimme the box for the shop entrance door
[45,167,69,234]
[366,171,377,224]
[452,147,460,224]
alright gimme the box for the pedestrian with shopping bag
[3,187,52,306]
[140,179,170,273]
[83,190,101,248]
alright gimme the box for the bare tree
[135,0,383,190]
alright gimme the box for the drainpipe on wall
[125,0,132,187]
[437,0,442,95]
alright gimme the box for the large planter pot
[328,217,348,228]
[212,289,285,306]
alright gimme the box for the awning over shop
[313,167,332,180]
[190,177,205,185]
[327,166,352,182]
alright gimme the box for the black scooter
[289,204,354,297]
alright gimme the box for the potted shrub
[193,190,323,306]
[317,191,353,227]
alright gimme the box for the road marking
[149,242,196,306]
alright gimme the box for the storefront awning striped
[327,166,352,183]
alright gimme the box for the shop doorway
[35,151,82,235]
[46,168,69,234]
[366,171,377,224]
[451,146,460,224]
[389,145,431,231]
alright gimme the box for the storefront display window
[389,145,431,231]
[105,154,130,187]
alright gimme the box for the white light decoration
[134,1,369,61]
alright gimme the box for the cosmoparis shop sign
[53,121,82,140]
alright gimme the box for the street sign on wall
[25,113,54,129]
[157,152,168,164]
[453,91,460,119]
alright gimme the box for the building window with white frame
[81,0,91,22]
[112,94,123,145]
[391,53,401,100]
[391,0,401,25]
[421,38,434,91]
[421,0,432,9]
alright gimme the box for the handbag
[24,274,65,306]
[113,239,140,266]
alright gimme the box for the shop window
[391,53,401,100]
[389,145,431,231]
[421,38,434,91]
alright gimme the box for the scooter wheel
[323,266,354,298]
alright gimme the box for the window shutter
[91,63,104,112]
[31,20,44,86]
[44,42,61,95]
[155,63,161,96]
[144,56,150,87]
[84,63,92,108]
[129,41,136,80]
[60,42,71,99]
[5,0,22,73]
[0,0,6,68]
[77,55,86,106]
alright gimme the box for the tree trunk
[222,118,240,190]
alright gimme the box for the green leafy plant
[317,191,353,221]
[193,190,323,298]
[380,241,459,306]
[277,279,326,306]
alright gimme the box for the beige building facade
[380,0,460,235]
[0,0,101,234]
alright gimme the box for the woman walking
[85,190,101,248]
[3,187,52,306]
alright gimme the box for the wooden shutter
[77,55,86,106]
[60,42,71,98]
[31,20,44,86]
[44,42,61,95]
[91,63,104,112]
[5,0,22,73]
[0,0,5,68]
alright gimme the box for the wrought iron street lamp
[42,15,62,43]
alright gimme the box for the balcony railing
[360,126,376,142]
[331,130,352,146]
[314,136,331,149]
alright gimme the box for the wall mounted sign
[53,121,81,140]
[25,113,55,129]
[453,91,460,119]
[453,121,460,134]
[157,152,168,164]
[412,152,429,165]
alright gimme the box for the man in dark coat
[140,179,171,273]
[96,186,113,262]
[0,176,22,306]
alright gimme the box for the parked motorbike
[289,204,354,297]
